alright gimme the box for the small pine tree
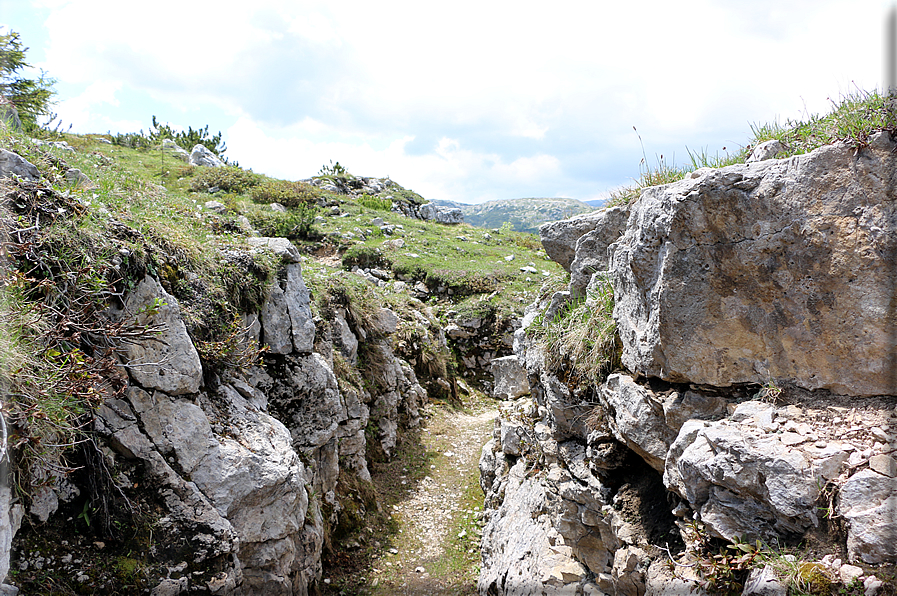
[149,115,227,158]
[0,30,56,130]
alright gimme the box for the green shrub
[190,166,260,193]
[250,179,322,207]
[149,115,227,157]
[357,195,393,211]
[246,204,318,239]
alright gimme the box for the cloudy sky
[1,1,890,204]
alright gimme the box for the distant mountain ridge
[432,197,597,233]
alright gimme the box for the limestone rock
[540,207,628,272]
[664,408,821,542]
[189,144,225,168]
[601,374,676,472]
[644,558,707,595]
[478,459,585,596]
[98,383,316,594]
[115,276,203,395]
[742,564,787,596]
[491,355,531,400]
[332,311,359,364]
[418,203,463,224]
[839,469,897,563]
[0,482,22,587]
[261,263,315,354]
[161,139,190,162]
[0,149,39,181]
[746,140,785,163]
[262,353,345,452]
[64,168,91,186]
[205,200,228,214]
[246,237,301,263]
[609,133,897,396]
[370,307,399,335]
[568,206,630,296]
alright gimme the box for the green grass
[607,88,897,209]
[527,272,618,387]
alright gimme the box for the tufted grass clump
[246,204,319,239]
[606,87,896,209]
[529,273,618,386]
[750,87,897,158]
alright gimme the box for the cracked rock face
[609,132,897,396]
[114,276,203,395]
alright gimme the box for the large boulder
[664,402,825,542]
[609,132,897,396]
[189,144,225,168]
[98,382,317,594]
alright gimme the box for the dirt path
[368,400,497,595]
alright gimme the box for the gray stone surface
[664,406,821,542]
[601,374,675,472]
[540,207,627,272]
[115,276,203,395]
[0,149,39,181]
[742,564,787,596]
[161,139,190,161]
[839,468,897,564]
[246,237,301,263]
[189,144,225,168]
[746,139,785,163]
[609,133,897,396]
[568,206,630,296]
[418,203,463,224]
[491,355,531,400]
[261,263,315,354]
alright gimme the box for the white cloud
[26,0,890,201]
[227,117,567,203]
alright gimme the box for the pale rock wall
[10,243,427,594]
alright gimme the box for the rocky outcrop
[481,134,897,594]
[189,144,225,168]
[491,355,530,400]
[611,132,897,396]
[11,237,428,594]
[112,275,203,395]
[539,206,628,273]
[419,202,464,225]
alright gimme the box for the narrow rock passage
[369,399,497,595]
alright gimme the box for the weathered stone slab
[116,276,203,395]
[609,132,897,396]
[491,355,531,400]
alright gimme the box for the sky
[0,1,891,204]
